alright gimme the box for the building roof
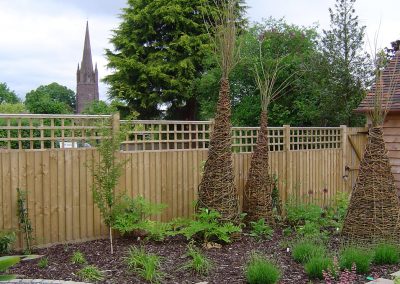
[355,50,400,113]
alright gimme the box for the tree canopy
[25,83,75,114]
[0,83,20,104]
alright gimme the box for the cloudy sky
[0,0,399,101]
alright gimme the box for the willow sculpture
[342,51,400,243]
[197,0,241,223]
[243,37,293,224]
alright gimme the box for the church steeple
[76,21,99,113]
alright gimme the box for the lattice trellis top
[356,50,400,113]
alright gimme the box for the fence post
[341,125,348,192]
[111,112,120,136]
[283,125,291,206]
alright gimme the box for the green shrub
[305,256,333,279]
[125,246,163,283]
[182,243,212,275]
[0,255,20,281]
[0,231,16,254]
[38,257,48,269]
[77,265,104,282]
[71,251,87,265]
[292,240,326,264]
[176,208,241,243]
[373,243,399,265]
[340,246,373,274]
[245,253,281,284]
[249,219,274,240]
[285,199,323,226]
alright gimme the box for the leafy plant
[305,256,333,280]
[323,256,357,284]
[176,208,241,243]
[0,231,16,255]
[125,246,163,283]
[285,199,323,226]
[0,255,20,281]
[248,219,274,240]
[17,188,33,254]
[339,246,373,274]
[245,253,281,284]
[77,265,104,282]
[292,239,326,264]
[38,257,48,269]
[88,121,126,254]
[71,251,87,265]
[373,243,399,265]
[181,243,212,275]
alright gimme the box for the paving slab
[366,278,394,284]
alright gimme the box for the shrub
[339,246,373,274]
[305,256,333,280]
[292,240,326,264]
[249,219,274,240]
[0,231,16,254]
[38,257,48,269]
[176,208,241,243]
[285,199,323,226]
[182,243,212,275]
[77,265,104,282]
[373,243,399,265]
[245,253,281,284]
[125,246,163,283]
[71,251,87,265]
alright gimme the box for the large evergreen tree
[321,0,372,126]
[104,0,214,119]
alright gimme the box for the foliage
[24,82,75,114]
[248,219,274,240]
[125,246,163,283]
[82,100,117,115]
[304,256,333,280]
[181,243,212,275]
[244,253,281,284]
[373,243,399,265]
[320,0,372,126]
[0,83,20,104]
[89,122,125,254]
[0,255,20,281]
[16,188,33,254]
[176,208,241,243]
[38,257,48,269]
[0,231,16,255]
[77,265,104,282]
[323,256,357,284]
[71,251,87,265]
[0,103,26,114]
[292,239,326,264]
[285,199,323,226]
[339,246,373,273]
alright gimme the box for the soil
[8,230,400,284]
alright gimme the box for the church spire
[81,21,93,74]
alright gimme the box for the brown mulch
[8,231,400,284]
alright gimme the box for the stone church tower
[76,21,99,113]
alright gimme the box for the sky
[0,0,399,101]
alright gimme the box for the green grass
[373,243,400,265]
[304,256,333,280]
[77,265,104,282]
[71,251,87,265]
[292,240,326,264]
[125,246,163,283]
[339,246,373,274]
[182,244,212,275]
[245,253,281,284]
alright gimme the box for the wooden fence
[0,114,368,248]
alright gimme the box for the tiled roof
[356,50,400,113]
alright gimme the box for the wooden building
[355,50,400,188]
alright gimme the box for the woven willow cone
[243,110,274,224]
[197,78,240,223]
[342,126,400,242]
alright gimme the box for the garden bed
[8,231,400,284]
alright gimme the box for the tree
[25,83,75,114]
[82,100,117,115]
[104,0,214,120]
[0,103,26,114]
[0,83,20,104]
[321,0,372,126]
